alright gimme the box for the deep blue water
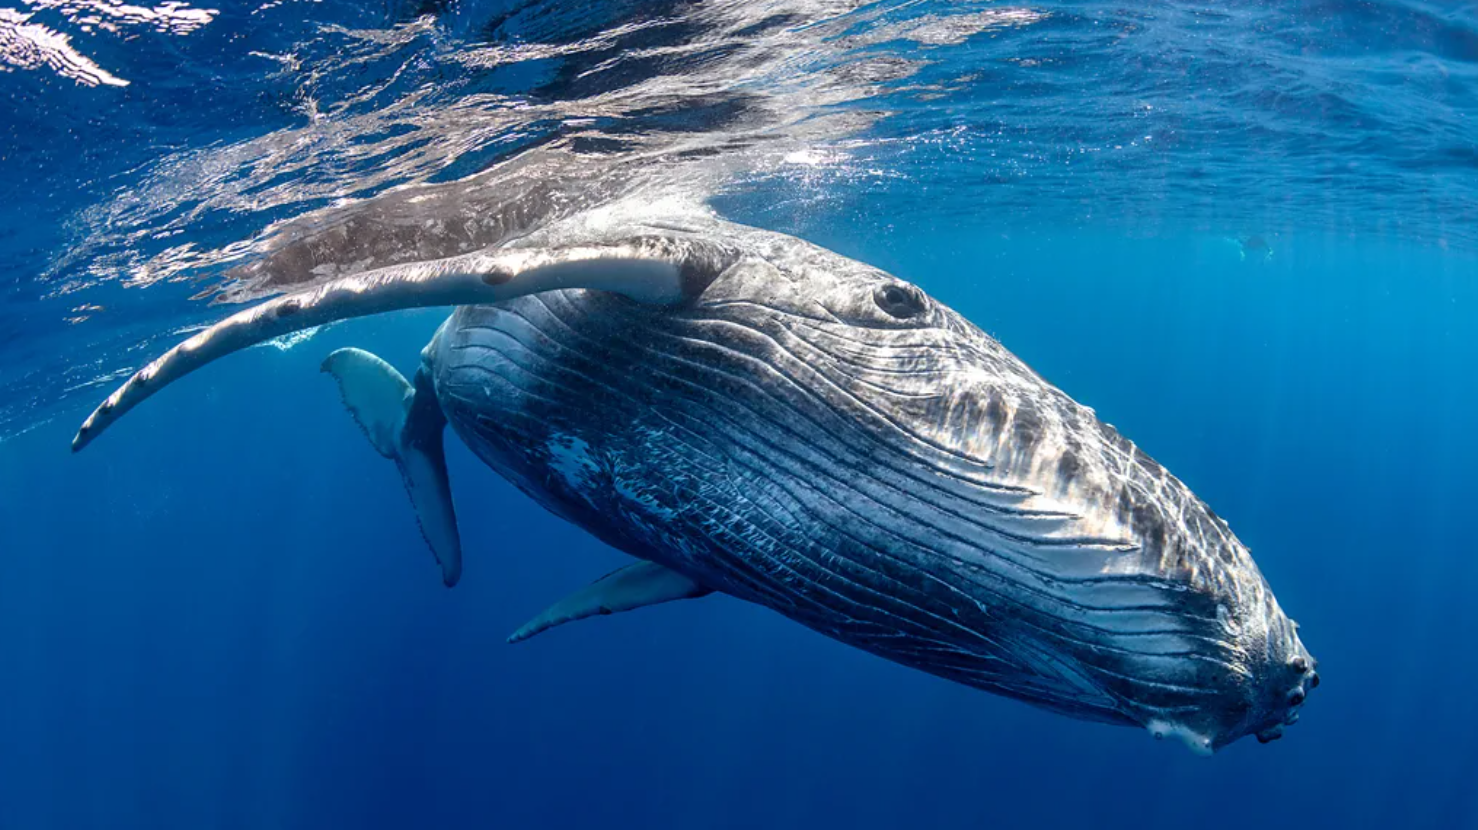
[3,2,1478,829]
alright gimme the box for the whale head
[673,223,1319,752]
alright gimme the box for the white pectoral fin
[508,561,713,644]
[72,235,733,451]
[323,348,463,587]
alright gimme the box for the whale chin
[1133,609,1317,754]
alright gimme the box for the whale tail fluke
[322,347,463,587]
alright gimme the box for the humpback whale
[71,187,1316,754]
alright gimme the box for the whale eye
[874,283,928,319]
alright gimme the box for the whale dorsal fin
[71,235,734,451]
[508,561,712,644]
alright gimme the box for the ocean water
[2,2,1477,828]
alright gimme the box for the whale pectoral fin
[320,347,412,458]
[71,235,736,452]
[399,365,462,587]
[508,561,712,644]
[323,348,463,587]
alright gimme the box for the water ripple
[1,0,1475,438]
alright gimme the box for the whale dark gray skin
[71,197,1317,754]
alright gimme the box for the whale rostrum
[73,204,1317,753]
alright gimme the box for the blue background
[4,0,1478,827]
